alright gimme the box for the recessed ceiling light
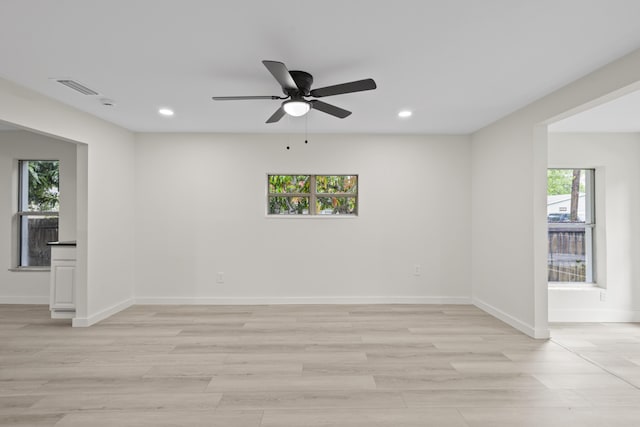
[158,108,174,116]
[398,110,412,118]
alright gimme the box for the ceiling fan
[212,60,377,123]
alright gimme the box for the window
[17,160,60,267]
[267,175,358,216]
[547,168,595,283]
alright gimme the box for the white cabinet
[49,245,76,319]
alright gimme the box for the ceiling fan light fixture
[283,100,310,117]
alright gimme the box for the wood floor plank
[206,374,377,392]
[402,388,591,408]
[459,407,586,427]
[30,392,223,412]
[54,410,263,427]
[260,408,468,427]
[0,412,64,427]
[217,390,406,410]
[373,373,547,390]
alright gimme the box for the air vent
[56,79,99,95]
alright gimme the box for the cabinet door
[50,261,75,309]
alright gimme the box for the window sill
[549,283,602,290]
[8,267,51,272]
[265,215,358,219]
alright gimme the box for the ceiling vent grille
[56,79,99,95]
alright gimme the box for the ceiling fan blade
[212,95,282,101]
[266,106,286,123]
[309,100,351,119]
[310,78,377,98]
[262,60,298,91]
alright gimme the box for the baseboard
[473,297,549,339]
[549,309,640,323]
[135,296,472,305]
[72,297,135,327]
[0,296,48,304]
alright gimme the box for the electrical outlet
[414,264,421,276]
[216,272,224,284]
[600,291,606,302]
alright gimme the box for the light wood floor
[1,304,640,426]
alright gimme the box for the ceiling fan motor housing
[288,70,313,96]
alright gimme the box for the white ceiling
[550,89,640,132]
[1,0,640,134]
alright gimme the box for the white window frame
[266,174,358,216]
[16,160,60,268]
[547,168,595,284]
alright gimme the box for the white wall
[471,48,640,338]
[0,130,76,302]
[134,133,471,303]
[0,78,136,325]
[471,118,543,336]
[548,132,640,322]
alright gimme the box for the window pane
[20,216,59,267]
[548,229,587,282]
[268,196,310,215]
[316,197,357,215]
[268,175,310,194]
[316,175,357,194]
[547,169,585,223]
[24,160,60,212]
